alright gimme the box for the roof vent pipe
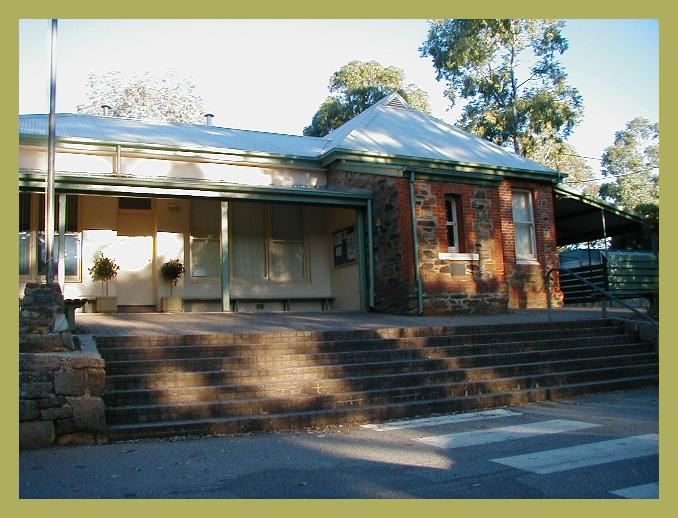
[101,104,112,117]
[204,113,214,126]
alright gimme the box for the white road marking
[492,433,659,474]
[361,409,522,432]
[610,482,659,499]
[416,419,600,449]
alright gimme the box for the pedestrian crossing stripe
[416,419,600,449]
[361,409,522,432]
[610,482,659,499]
[492,433,659,474]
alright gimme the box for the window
[231,202,307,282]
[20,193,81,279]
[119,197,152,210]
[190,200,221,278]
[512,190,537,262]
[445,197,460,252]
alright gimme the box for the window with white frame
[190,200,221,279]
[231,202,307,283]
[445,197,460,252]
[511,190,537,262]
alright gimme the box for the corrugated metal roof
[19,97,555,174]
[19,113,329,158]
[323,93,556,174]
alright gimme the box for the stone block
[70,397,106,433]
[20,420,55,448]
[20,382,53,399]
[56,433,95,446]
[20,399,40,421]
[87,369,106,397]
[40,405,73,420]
[55,418,75,435]
[38,394,67,409]
[54,370,87,396]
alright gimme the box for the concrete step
[104,352,658,405]
[106,374,658,441]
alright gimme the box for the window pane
[512,192,532,223]
[38,194,78,232]
[271,205,303,241]
[515,223,535,258]
[446,225,456,250]
[445,199,454,223]
[269,242,305,281]
[232,202,266,279]
[38,232,80,277]
[191,238,220,278]
[19,232,30,275]
[20,193,31,232]
[191,199,220,238]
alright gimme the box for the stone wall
[327,171,416,314]
[20,335,107,448]
[328,169,562,314]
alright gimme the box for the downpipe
[409,172,424,315]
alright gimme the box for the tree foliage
[77,71,206,124]
[528,133,598,195]
[420,19,583,156]
[599,117,659,210]
[303,60,431,137]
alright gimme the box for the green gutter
[321,148,562,182]
[409,172,424,316]
[19,171,370,207]
[553,184,644,223]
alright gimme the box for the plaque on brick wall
[332,226,357,267]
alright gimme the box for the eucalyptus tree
[77,70,206,124]
[420,19,583,157]
[303,60,431,137]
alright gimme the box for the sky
[19,19,659,177]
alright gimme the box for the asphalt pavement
[19,387,659,499]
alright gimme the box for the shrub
[89,252,119,296]
[160,259,185,296]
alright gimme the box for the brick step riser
[106,375,658,440]
[104,354,658,404]
[105,364,658,425]
[103,342,652,377]
[100,332,634,362]
[94,320,623,348]
[96,325,626,352]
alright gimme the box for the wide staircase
[96,318,658,441]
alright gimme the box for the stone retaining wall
[19,335,107,448]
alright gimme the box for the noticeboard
[332,225,356,267]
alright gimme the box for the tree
[599,117,659,209]
[420,19,583,156]
[76,70,206,124]
[529,133,598,196]
[303,60,431,137]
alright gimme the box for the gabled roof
[19,113,329,158]
[19,94,556,176]
[322,93,556,174]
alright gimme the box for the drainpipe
[408,172,424,315]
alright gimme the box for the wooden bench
[181,296,335,312]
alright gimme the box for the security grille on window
[445,197,460,252]
[512,190,537,262]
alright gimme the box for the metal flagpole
[45,18,58,284]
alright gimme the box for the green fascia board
[553,184,644,223]
[320,148,563,183]
[18,170,370,207]
[19,135,324,171]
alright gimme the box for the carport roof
[553,185,645,246]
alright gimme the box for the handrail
[546,267,658,336]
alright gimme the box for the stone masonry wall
[326,171,416,314]
[416,180,509,314]
[20,335,107,448]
